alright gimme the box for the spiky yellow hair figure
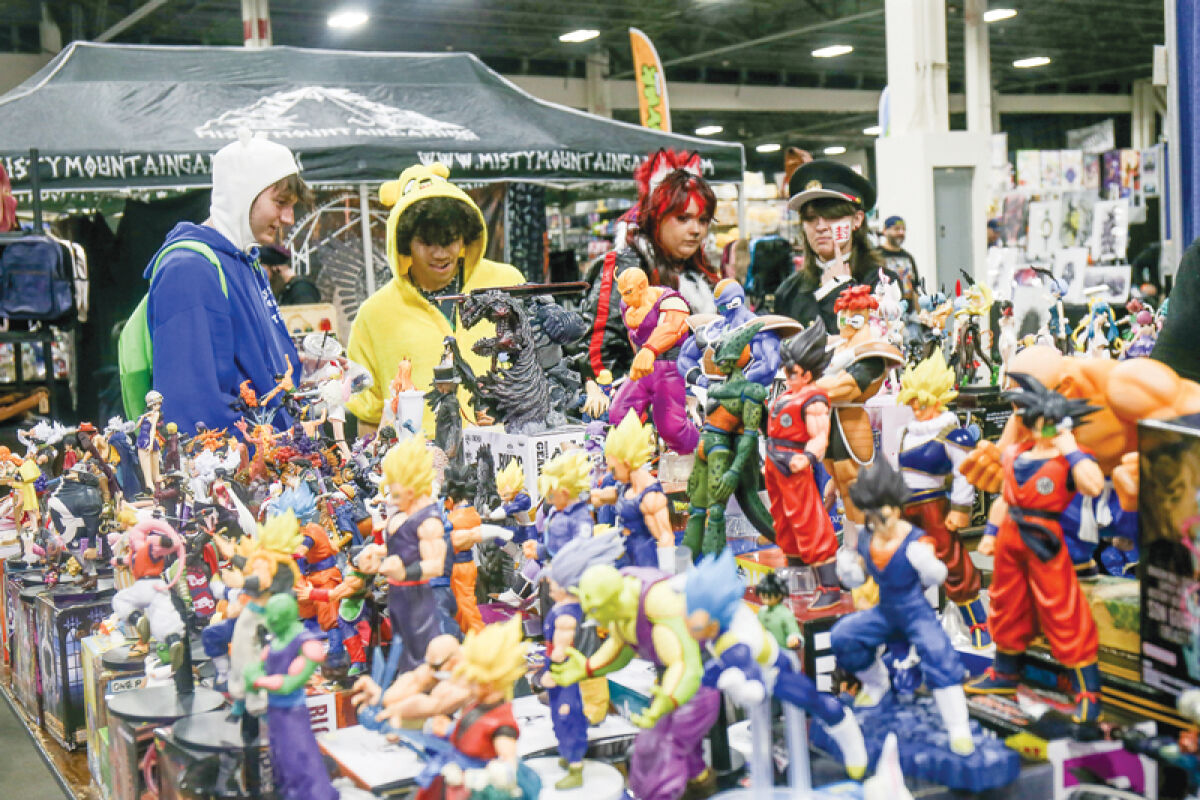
[538,449,593,500]
[238,509,304,584]
[455,618,528,697]
[382,436,434,497]
[605,410,654,471]
[496,460,524,500]
[897,351,958,411]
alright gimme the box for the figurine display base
[106,684,225,725]
[525,758,624,800]
[810,696,1021,792]
[715,786,863,800]
[101,642,148,671]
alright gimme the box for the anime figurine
[108,516,188,668]
[299,544,382,676]
[525,449,594,563]
[105,417,144,499]
[677,278,792,389]
[685,550,869,778]
[895,353,989,647]
[552,563,719,800]
[493,460,537,544]
[425,355,466,465]
[136,390,164,491]
[443,460,487,634]
[293,517,344,645]
[352,635,471,733]
[764,321,842,609]
[685,322,775,559]
[831,460,976,755]
[964,374,1105,723]
[1072,295,1118,358]
[754,572,799,650]
[244,593,338,800]
[947,281,993,386]
[997,302,1019,385]
[608,266,699,454]
[536,532,628,788]
[377,436,447,672]
[605,411,674,570]
[0,447,42,535]
[46,464,105,587]
[162,421,182,473]
[816,285,904,538]
[1119,309,1157,359]
[417,619,541,800]
[213,510,303,718]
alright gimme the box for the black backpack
[0,235,75,321]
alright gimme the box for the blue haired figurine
[1072,296,1118,358]
[683,550,867,780]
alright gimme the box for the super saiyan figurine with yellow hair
[605,411,675,571]
[493,460,537,545]
[521,450,594,564]
[895,352,989,647]
[374,436,448,671]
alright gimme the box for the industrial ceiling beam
[94,0,170,43]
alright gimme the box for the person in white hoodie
[145,130,312,434]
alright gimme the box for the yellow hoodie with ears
[346,163,524,433]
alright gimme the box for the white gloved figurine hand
[716,668,767,708]
[836,546,866,588]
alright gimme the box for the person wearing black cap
[876,215,920,303]
[775,160,896,331]
[263,244,322,306]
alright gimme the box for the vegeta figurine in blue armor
[493,460,538,545]
[677,279,793,390]
[832,459,975,756]
[684,549,868,779]
[522,450,594,565]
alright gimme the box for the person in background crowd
[147,132,311,435]
[876,215,920,303]
[1154,238,1200,382]
[263,244,322,306]
[346,163,523,437]
[987,219,1003,248]
[583,149,718,386]
[774,160,896,331]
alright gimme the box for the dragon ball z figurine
[831,459,975,755]
[606,411,675,571]
[965,374,1105,723]
[494,460,538,545]
[895,352,989,647]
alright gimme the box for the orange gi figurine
[965,373,1105,722]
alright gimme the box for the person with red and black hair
[583,150,719,387]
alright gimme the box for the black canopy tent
[0,41,745,192]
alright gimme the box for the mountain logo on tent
[194,87,479,142]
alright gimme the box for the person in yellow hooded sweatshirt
[346,164,524,436]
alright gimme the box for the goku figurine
[552,563,718,800]
[966,374,1106,723]
[764,320,842,608]
[895,352,989,647]
[686,322,775,558]
[608,266,699,454]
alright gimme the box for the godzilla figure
[458,291,555,434]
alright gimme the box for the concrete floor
[0,693,71,800]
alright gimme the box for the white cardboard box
[463,424,589,500]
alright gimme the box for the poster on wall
[1059,191,1094,249]
[1083,154,1102,190]
[1011,282,1054,338]
[1083,265,1132,304]
[1120,149,1141,199]
[1066,118,1116,154]
[1142,145,1160,196]
[1061,149,1084,190]
[1001,193,1028,247]
[1041,150,1062,191]
[1026,199,1063,261]
[1016,150,1041,191]
[1102,151,1121,198]
[1089,199,1129,262]
[987,246,1020,301]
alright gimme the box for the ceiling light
[983,8,1018,22]
[559,29,600,43]
[695,125,724,136]
[756,143,781,153]
[862,125,882,136]
[327,9,369,29]
[1013,56,1051,69]
[812,44,853,58]
[824,145,847,155]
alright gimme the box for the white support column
[884,0,949,135]
[585,51,612,118]
[241,0,271,48]
[1165,0,1184,275]
[1131,79,1158,152]
[360,183,375,297]
[963,0,993,135]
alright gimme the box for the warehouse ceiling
[12,0,1163,169]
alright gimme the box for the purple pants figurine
[628,686,720,800]
[609,361,698,455]
[268,702,339,800]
